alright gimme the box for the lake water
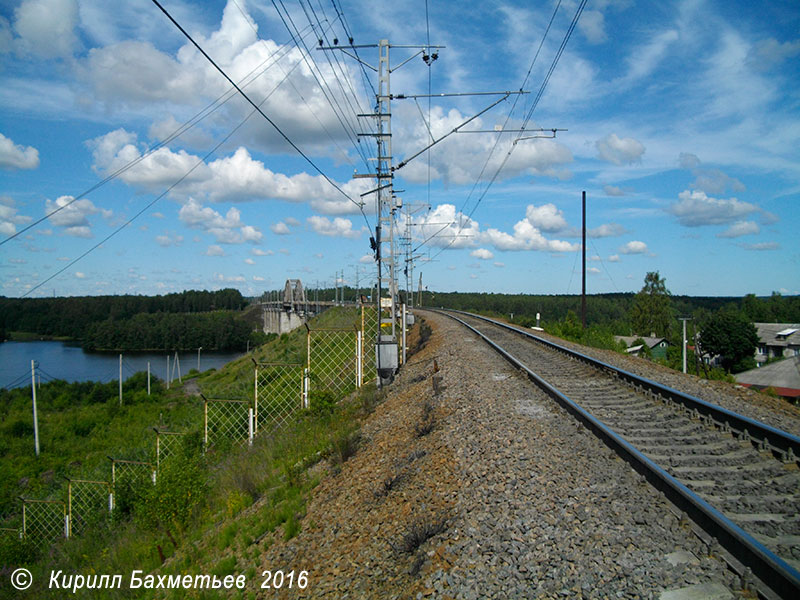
[0,341,244,389]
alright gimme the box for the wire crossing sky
[1,0,798,298]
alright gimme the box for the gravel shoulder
[255,310,748,599]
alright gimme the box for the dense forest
[415,290,800,332]
[0,289,246,340]
[82,311,255,351]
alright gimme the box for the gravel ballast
[256,311,753,599]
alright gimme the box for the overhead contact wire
[151,0,365,218]
[1,24,307,247]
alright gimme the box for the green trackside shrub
[0,533,38,566]
[308,389,337,415]
[136,454,207,533]
[8,419,33,438]
[225,489,253,518]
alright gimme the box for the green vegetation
[0,288,247,345]
[83,311,253,351]
[630,271,672,338]
[430,276,798,381]
[1,306,384,599]
[0,374,196,515]
[419,288,800,332]
[698,310,760,373]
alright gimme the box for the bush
[136,454,207,532]
[8,419,33,438]
[330,429,361,465]
[309,389,337,415]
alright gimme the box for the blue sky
[1,0,798,299]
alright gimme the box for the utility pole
[581,190,587,330]
[679,317,692,374]
[31,360,40,456]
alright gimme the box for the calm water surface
[0,341,243,389]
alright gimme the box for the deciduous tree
[630,271,673,338]
[699,310,759,373]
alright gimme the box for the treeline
[83,311,253,351]
[0,289,246,340]
[418,291,800,332]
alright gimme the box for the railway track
[440,309,800,599]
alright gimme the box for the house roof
[614,336,668,349]
[735,357,800,397]
[754,323,800,348]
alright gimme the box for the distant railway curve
[437,309,800,600]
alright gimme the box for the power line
[23,46,310,297]
[0,25,307,247]
[418,0,586,260]
[273,0,372,171]
[151,0,368,223]
[456,0,563,222]
[230,0,367,170]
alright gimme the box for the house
[753,323,800,365]
[735,356,800,399]
[614,336,670,360]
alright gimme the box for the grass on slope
[1,306,384,600]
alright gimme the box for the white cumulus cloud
[307,216,362,239]
[89,131,371,215]
[45,195,107,238]
[525,204,568,233]
[0,133,40,170]
[619,240,648,255]
[13,0,79,59]
[717,221,760,238]
[668,190,759,227]
[596,133,645,165]
[0,196,32,236]
[271,222,290,235]
[470,248,494,260]
[178,198,262,244]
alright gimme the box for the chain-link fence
[5,306,389,549]
[307,328,360,398]
[110,458,155,487]
[360,306,379,385]
[154,428,185,468]
[67,479,110,536]
[21,499,66,546]
[0,526,21,541]
[254,363,304,432]
[204,398,252,449]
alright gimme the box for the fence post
[67,481,72,538]
[203,398,208,451]
[253,365,259,435]
[306,326,311,374]
[248,408,254,446]
[64,503,69,539]
[402,303,407,366]
[21,499,26,538]
[303,368,309,409]
[356,330,363,387]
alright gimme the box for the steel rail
[449,310,800,462]
[437,309,800,599]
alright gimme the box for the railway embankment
[255,310,753,599]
